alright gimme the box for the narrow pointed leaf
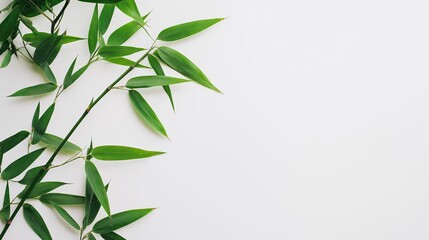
[85,161,110,216]
[92,208,154,234]
[0,182,10,222]
[39,193,85,205]
[1,148,45,180]
[126,76,189,88]
[158,18,224,41]
[52,204,80,230]
[9,83,57,97]
[39,62,57,84]
[0,42,9,57]
[0,131,30,153]
[19,182,68,199]
[148,54,164,75]
[99,4,115,35]
[33,33,62,65]
[88,233,97,240]
[105,57,148,68]
[0,1,15,12]
[0,7,20,42]
[87,140,94,161]
[157,46,221,92]
[129,90,168,138]
[0,147,3,171]
[115,0,142,24]
[84,181,109,228]
[63,57,76,87]
[47,45,62,65]
[32,103,41,128]
[23,32,84,46]
[64,60,89,90]
[32,103,55,144]
[148,54,175,110]
[107,20,140,46]
[99,46,145,58]
[22,0,63,17]
[20,15,38,33]
[91,145,164,161]
[88,4,99,55]
[18,166,45,185]
[101,232,126,240]
[23,204,52,240]
[40,133,81,152]
[0,51,12,68]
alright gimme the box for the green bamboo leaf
[0,147,3,172]
[88,233,97,240]
[158,18,224,42]
[39,62,57,84]
[64,57,77,88]
[99,4,115,35]
[32,103,55,144]
[19,182,68,199]
[104,57,148,68]
[1,148,46,180]
[157,46,221,93]
[23,204,52,240]
[115,0,142,24]
[0,130,30,153]
[84,180,109,228]
[47,44,62,65]
[8,83,57,97]
[148,54,175,110]
[0,7,20,42]
[92,208,154,234]
[79,0,123,3]
[18,166,44,185]
[32,103,40,128]
[88,4,99,55]
[148,54,164,75]
[99,46,145,58]
[91,145,164,161]
[22,0,63,17]
[19,16,38,34]
[85,161,110,216]
[101,232,126,240]
[39,193,85,205]
[23,32,84,47]
[63,58,89,90]
[129,90,168,138]
[33,33,62,65]
[52,204,80,230]
[0,1,16,14]
[0,182,10,222]
[87,140,94,161]
[107,20,140,46]
[0,41,9,57]
[40,133,81,152]
[126,75,189,88]
[0,51,12,68]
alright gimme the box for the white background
[1,0,429,239]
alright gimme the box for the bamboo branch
[0,44,156,239]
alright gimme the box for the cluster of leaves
[0,0,223,239]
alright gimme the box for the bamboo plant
[0,0,223,239]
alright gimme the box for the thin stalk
[0,44,156,239]
[23,0,53,22]
[48,152,84,170]
[51,0,70,34]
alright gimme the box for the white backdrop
[1,0,429,239]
